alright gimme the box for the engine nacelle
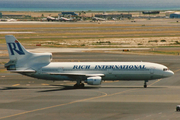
[15,52,52,69]
[29,53,52,64]
[85,77,102,85]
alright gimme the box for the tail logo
[15,40,18,43]
[7,40,25,55]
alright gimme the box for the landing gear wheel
[80,83,84,88]
[73,84,79,89]
[73,83,85,89]
[144,80,148,88]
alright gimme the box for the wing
[47,72,104,77]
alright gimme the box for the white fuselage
[26,62,173,81]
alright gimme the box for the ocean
[0,0,180,11]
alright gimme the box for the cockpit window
[163,68,168,71]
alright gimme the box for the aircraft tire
[73,83,84,89]
[80,83,84,88]
[73,84,78,89]
[144,85,147,88]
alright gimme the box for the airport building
[170,12,180,18]
[142,11,160,14]
[2,14,25,18]
[95,14,132,19]
[58,12,78,17]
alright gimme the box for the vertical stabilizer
[5,35,29,61]
[5,35,51,71]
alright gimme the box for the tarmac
[1,19,180,119]
[0,51,180,120]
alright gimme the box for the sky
[0,0,179,5]
[0,0,180,11]
[0,0,179,3]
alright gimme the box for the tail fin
[5,35,52,71]
[5,35,29,61]
[5,35,31,70]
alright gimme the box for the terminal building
[2,15,24,18]
[0,12,26,18]
[170,12,180,18]
[142,11,160,14]
[95,14,132,19]
[58,12,78,17]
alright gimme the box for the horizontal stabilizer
[9,70,36,73]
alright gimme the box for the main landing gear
[144,80,148,88]
[73,80,85,89]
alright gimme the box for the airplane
[112,18,117,21]
[92,17,106,22]
[0,19,17,22]
[47,16,76,22]
[59,17,71,21]
[4,35,174,88]
[47,16,58,21]
[59,17,76,22]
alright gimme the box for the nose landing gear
[144,80,148,88]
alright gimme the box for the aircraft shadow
[0,85,166,92]
[37,85,99,92]
[100,86,166,89]
[38,85,166,92]
[0,85,98,92]
[0,87,27,90]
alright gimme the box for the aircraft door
[58,67,64,73]
[107,69,113,74]
[150,67,154,74]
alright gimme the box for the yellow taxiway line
[12,84,20,86]
[0,89,135,119]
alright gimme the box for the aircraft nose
[164,70,174,77]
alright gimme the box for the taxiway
[0,52,180,120]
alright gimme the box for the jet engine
[85,76,102,85]
[30,53,52,64]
